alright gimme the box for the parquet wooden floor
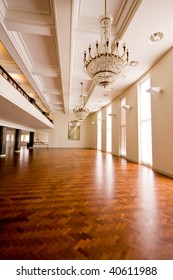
[0,147,173,260]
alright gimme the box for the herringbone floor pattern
[0,148,173,260]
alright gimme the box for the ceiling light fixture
[122,104,131,110]
[129,60,138,67]
[84,0,129,88]
[149,32,164,42]
[108,113,116,117]
[73,82,89,121]
[146,87,163,94]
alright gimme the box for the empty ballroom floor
[0,147,173,260]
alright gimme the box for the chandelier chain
[105,0,106,16]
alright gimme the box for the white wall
[150,48,173,177]
[111,99,120,156]
[34,130,49,143]
[88,48,173,177]
[48,111,90,148]
[89,89,139,162]
[88,114,97,149]
[125,84,139,163]
[101,108,106,152]
[6,129,15,148]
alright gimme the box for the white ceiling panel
[1,0,173,119]
[6,0,50,13]
[21,34,58,66]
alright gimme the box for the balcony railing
[0,65,53,124]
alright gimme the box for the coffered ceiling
[1,0,173,118]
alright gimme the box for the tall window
[97,111,102,150]
[21,134,29,142]
[138,76,152,166]
[120,96,126,157]
[106,105,112,153]
[6,130,15,148]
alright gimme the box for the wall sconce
[98,118,104,122]
[122,105,131,110]
[91,121,96,125]
[108,113,116,117]
[146,87,163,94]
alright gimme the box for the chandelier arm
[120,53,126,60]
[80,82,84,108]
[106,40,109,54]
[84,50,88,64]
[89,45,93,59]
[115,41,119,56]
[120,44,126,59]
[127,51,129,62]
[96,41,99,56]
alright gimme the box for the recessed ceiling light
[150,32,164,42]
[129,60,139,67]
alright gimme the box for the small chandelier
[83,0,129,88]
[73,82,89,121]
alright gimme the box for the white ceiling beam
[114,0,143,38]
[0,0,54,36]
[43,89,61,96]
[4,20,55,36]
[32,65,60,77]
[53,0,72,114]
[0,61,20,72]
[50,104,63,109]
[49,101,63,105]
[5,9,53,25]
[2,1,54,35]
[21,85,35,92]
[0,0,6,21]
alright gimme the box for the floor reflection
[1,148,173,259]
[95,152,116,195]
[136,165,159,248]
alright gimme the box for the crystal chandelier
[73,82,89,121]
[83,0,129,88]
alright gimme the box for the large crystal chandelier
[83,0,129,88]
[73,82,89,121]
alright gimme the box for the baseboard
[126,157,139,164]
[152,167,173,179]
